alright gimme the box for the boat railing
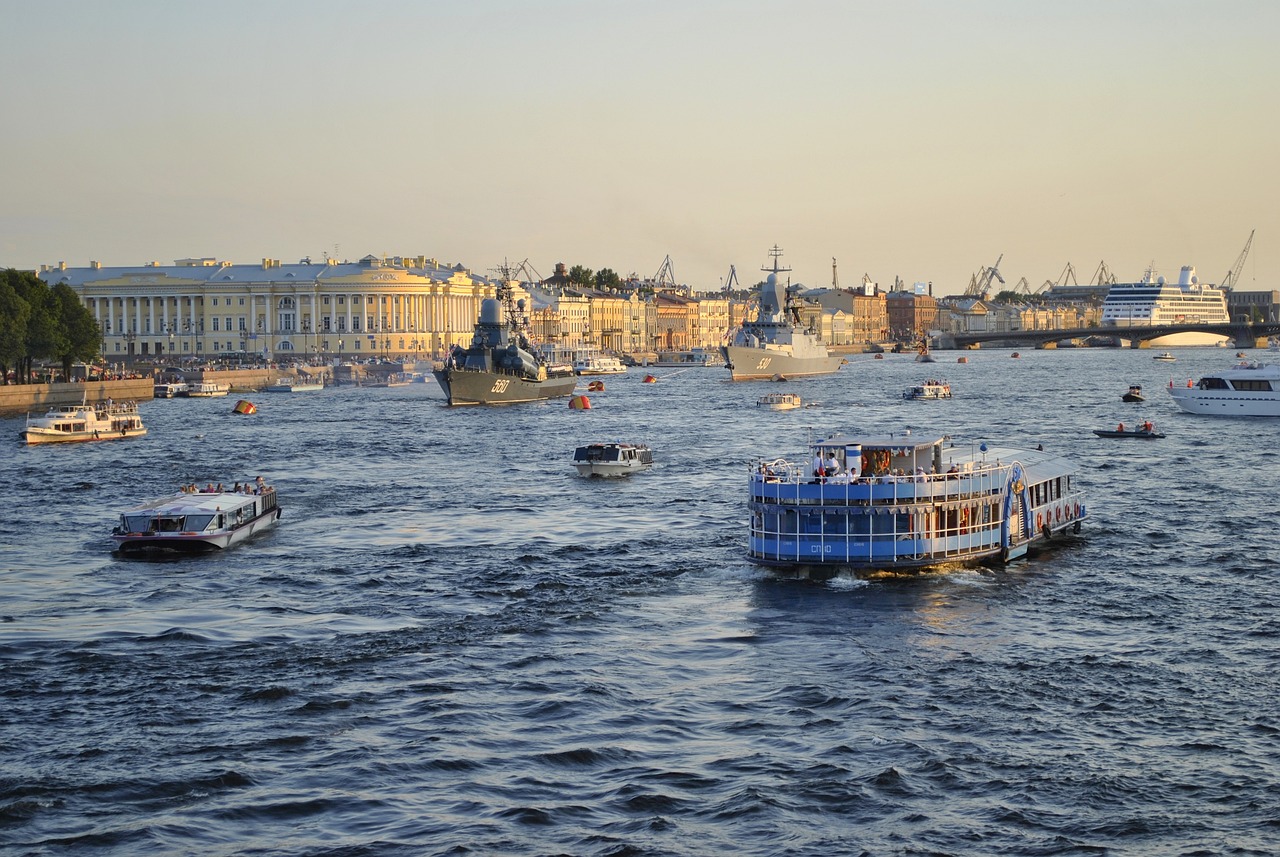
[752,460,1010,507]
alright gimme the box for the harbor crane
[722,265,739,293]
[1221,229,1255,290]
[1089,260,1117,287]
[965,254,1005,296]
[654,255,678,291]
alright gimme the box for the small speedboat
[572,442,653,477]
[1153,352,1177,362]
[1122,385,1145,403]
[1093,426,1165,439]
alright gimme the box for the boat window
[158,516,184,532]
[184,514,215,532]
[1200,378,1229,390]
[1231,379,1273,392]
[122,514,152,532]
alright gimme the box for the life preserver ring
[1073,502,1080,518]
[1056,506,1063,522]
[1036,512,1043,530]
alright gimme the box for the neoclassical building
[38,255,500,361]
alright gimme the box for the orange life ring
[1056,506,1063,522]
[1074,503,1080,517]
[1036,512,1043,530]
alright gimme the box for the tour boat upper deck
[749,433,1085,574]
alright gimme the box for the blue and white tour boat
[748,433,1085,575]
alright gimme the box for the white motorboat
[573,351,628,376]
[903,381,952,400]
[153,382,188,398]
[1168,361,1280,416]
[112,480,282,553]
[21,399,146,444]
[757,392,802,411]
[748,434,1086,574]
[183,382,230,398]
[1153,352,1177,362]
[572,442,654,477]
[263,377,324,392]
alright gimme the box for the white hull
[1146,332,1230,347]
[574,462,651,477]
[1168,362,1280,416]
[23,426,147,444]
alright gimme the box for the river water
[2,348,1278,856]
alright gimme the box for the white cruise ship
[1100,265,1230,346]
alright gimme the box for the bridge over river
[947,322,1280,349]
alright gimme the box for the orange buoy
[643,374,658,384]
[957,356,969,363]
[568,395,591,410]
[587,380,605,392]
[1011,352,1021,358]
[233,400,257,415]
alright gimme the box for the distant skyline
[2,1,1277,294]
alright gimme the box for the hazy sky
[3,0,1276,294]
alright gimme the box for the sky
[2,0,1277,295]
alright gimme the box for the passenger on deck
[812,454,825,479]
[1117,422,1125,432]
[825,454,841,476]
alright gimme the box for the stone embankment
[0,380,155,418]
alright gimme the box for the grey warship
[721,246,845,381]
[434,286,578,406]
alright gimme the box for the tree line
[1,269,101,385]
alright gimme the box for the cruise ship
[1100,265,1231,346]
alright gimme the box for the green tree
[993,290,1028,304]
[52,283,101,380]
[595,268,621,291]
[568,265,594,288]
[0,271,32,384]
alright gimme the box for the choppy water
[2,348,1279,856]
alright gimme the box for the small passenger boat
[1153,352,1177,362]
[182,382,230,398]
[758,392,802,411]
[572,442,653,477]
[1122,384,1145,403]
[112,479,282,553]
[748,433,1085,574]
[573,350,628,376]
[264,376,324,392]
[903,381,952,400]
[21,399,146,444]
[153,382,188,398]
